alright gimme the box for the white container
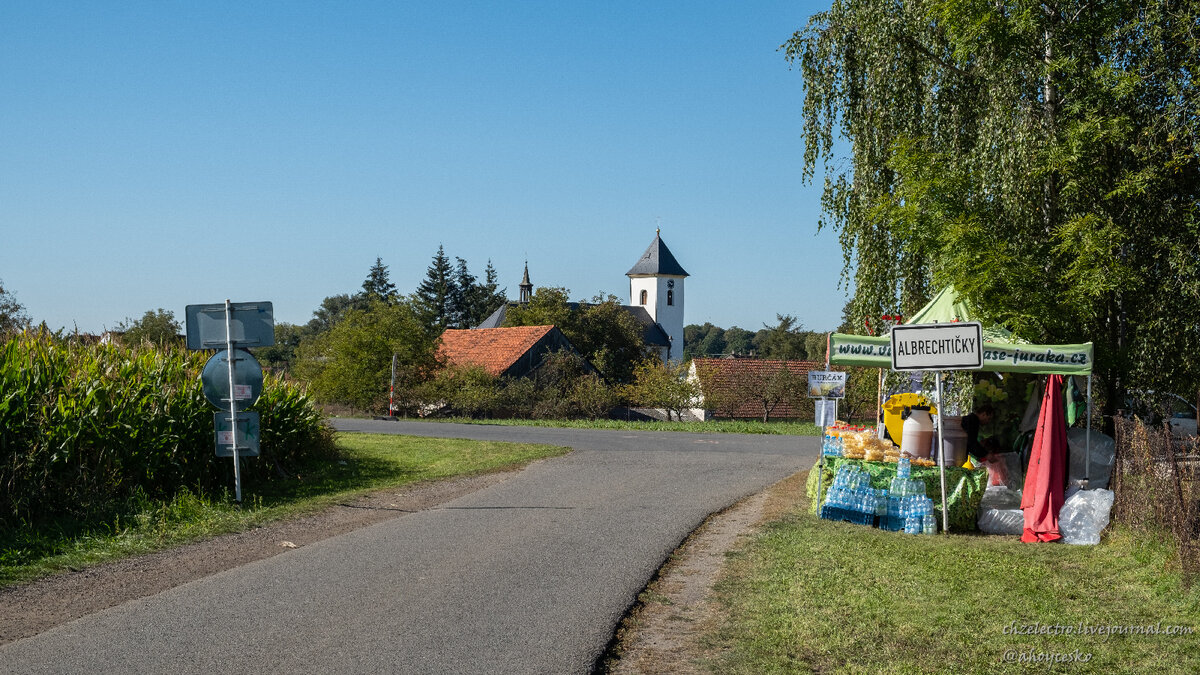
[901,406,935,459]
[939,415,967,466]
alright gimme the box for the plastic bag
[1058,488,1115,546]
[978,508,1024,535]
[980,485,1022,510]
[1067,429,1115,489]
[981,456,1009,487]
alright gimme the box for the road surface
[1,420,818,674]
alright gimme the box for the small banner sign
[808,371,847,398]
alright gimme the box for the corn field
[1112,416,1200,586]
[0,331,334,526]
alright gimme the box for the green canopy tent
[824,287,1096,530]
[829,287,1094,377]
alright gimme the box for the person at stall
[962,404,996,462]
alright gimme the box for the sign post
[389,353,398,417]
[187,300,273,505]
[890,322,983,534]
[809,370,847,514]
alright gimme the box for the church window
[640,290,647,305]
[667,290,674,306]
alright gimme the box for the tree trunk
[1042,6,1060,235]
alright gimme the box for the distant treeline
[683,315,829,362]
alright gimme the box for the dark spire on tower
[519,261,533,304]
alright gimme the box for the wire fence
[1112,416,1200,586]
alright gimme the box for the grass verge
[409,416,822,436]
[706,482,1200,674]
[0,433,568,588]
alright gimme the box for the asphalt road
[2,420,819,674]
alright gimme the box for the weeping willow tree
[788,0,1200,421]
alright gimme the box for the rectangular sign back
[186,302,275,350]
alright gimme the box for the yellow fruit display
[842,430,894,461]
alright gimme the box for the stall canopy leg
[936,373,949,533]
[1085,374,1092,489]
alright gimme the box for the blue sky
[0,1,848,335]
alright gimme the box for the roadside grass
[0,433,568,588]
[706,483,1200,674]
[412,416,822,436]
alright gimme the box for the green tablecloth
[806,457,989,531]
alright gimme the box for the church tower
[518,262,533,304]
[627,230,688,362]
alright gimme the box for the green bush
[414,352,617,420]
[0,331,333,525]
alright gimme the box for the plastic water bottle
[897,456,911,478]
[911,479,926,497]
[923,513,936,535]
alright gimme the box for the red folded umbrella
[1021,374,1067,543]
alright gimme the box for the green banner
[829,333,1093,375]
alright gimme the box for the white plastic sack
[1067,428,1115,490]
[978,508,1024,535]
[1058,488,1115,546]
[980,485,1022,510]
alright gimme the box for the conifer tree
[414,245,457,332]
[361,257,397,304]
[452,258,507,328]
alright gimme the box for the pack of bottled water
[820,464,937,534]
[820,465,885,526]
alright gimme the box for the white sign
[815,399,837,427]
[890,322,984,371]
[808,371,847,398]
[234,384,252,400]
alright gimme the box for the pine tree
[478,260,506,321]
[414,245,457,332]
[450,258,508,328]
[361,257,397,304]
[452,257,476,328]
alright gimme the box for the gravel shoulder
[0,470,519,646]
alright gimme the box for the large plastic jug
[939,415,967,466]
[901,406,935,459]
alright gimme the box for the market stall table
[807,457,989,531]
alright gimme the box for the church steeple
[627,230,687,362]
[519,261,533,304]
[626,230,689,278]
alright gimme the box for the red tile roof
[438,326,557,377]
[692,357,827,419]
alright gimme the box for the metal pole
[936,372,949,533]
[225,299,242,504]
[1085,374,1092,489]
[877,368,885,438]
[816,397,827,515]
[389,353,398,417]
